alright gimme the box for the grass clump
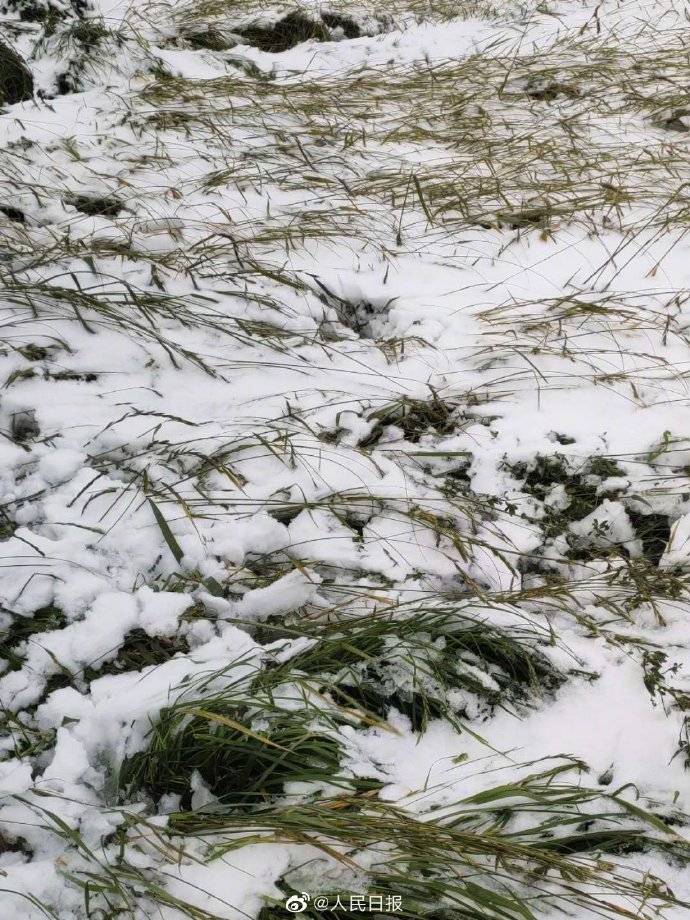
[66,192,123,217]
[359,392,461,447]
[254,608,562,731]
[166,763,690,920]
[119,606,562,813]
[505,453,624,538]
[0,707,56,761]
[119,684,379,810]
[82,628,190,682]
[0,507,16,539]
[236,12,331,52]
[506,453,673,566]
[626,510,671,567]
[0,36,33,106]
[0,605,67,671]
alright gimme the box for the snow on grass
[2,0,690,917]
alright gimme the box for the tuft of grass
[0,605,67,672]
[165,764,690,920]
[251,607,562,731]
[359,391,462,447]
[119,682,380,809]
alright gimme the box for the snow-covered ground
[2,0,690,917]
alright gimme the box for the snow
[163,845,291,920]
[37,449,86,486]
[2,0,690,916]
[661,513,690,569]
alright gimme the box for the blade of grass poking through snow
[188,708,291,751]
[147,494,224,595]
[147,496,184,566]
